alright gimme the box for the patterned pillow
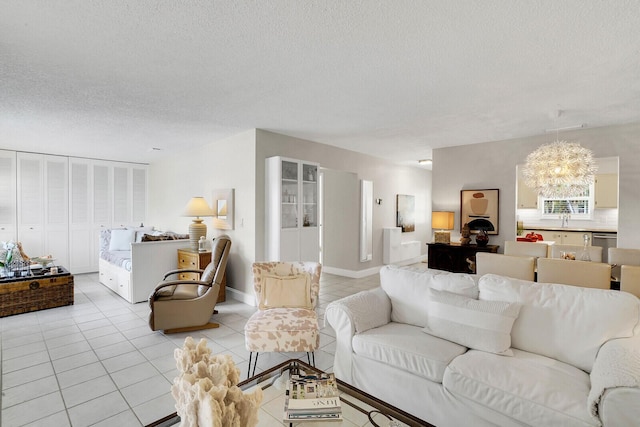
[423,288,521,356]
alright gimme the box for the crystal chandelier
[522,141,597,198]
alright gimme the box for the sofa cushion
[379,265,478,327]
[444,349,598,427]
[352,322,467,383]
[423,288,520,356]
[479,274,640,372]
[109,229,135,251]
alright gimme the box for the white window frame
[539,183,595,220]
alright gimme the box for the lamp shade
[432,211,454,230]
[182,197,214,250]
[182,197,215,217]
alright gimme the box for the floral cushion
[244,307,319,352]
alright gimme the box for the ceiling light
[418,159,432,165]
[522,141,597,198]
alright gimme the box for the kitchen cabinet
[265,156,320,262]
[524,229,592,245]
[594,174,618,208]
[517,166,538,209]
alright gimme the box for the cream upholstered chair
[475,252,536,281]
[620,265,640,298]
[550,244,603,262]
[536,257,611,289]
[244,262,322,377]
[504,241,549,259]
[148,235,231,333]
[608,248,640,281]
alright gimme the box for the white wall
[255,130,431,274]
[147,129,257,297]
[432,122,640,250]
[322,168,359,271]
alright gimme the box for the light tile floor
[0,270,384,427]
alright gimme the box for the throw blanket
[588,336,640,418]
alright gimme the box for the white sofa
[325,265,640,427]
[99,228,189,303]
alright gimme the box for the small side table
[177,248,226,302]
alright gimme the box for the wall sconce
[432,211,455,244]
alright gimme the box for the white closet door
[44,156,69,267]
[17,153,44,257]
[112,165,131,227]
[132,166,147,225]
[69,159,93,273]
[0,150,17,242]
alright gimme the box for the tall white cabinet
[266,156,320,262]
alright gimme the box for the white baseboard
[225,286,256,306]
[323,255,427,278]
[322,266,381,278]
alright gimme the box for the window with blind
[540,185,594,219]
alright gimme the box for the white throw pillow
[259,273,312,310]
[423,288,521,356]
[431,272,479,299]
[108,229,136,251]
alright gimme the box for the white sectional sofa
[99,228,189,303]
[325,265,640,427]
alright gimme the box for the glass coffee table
[146,359,431,427]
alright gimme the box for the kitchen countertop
[523,226,617,233]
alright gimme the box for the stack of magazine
[283,372,342,422]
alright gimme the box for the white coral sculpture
[172,337,263,427]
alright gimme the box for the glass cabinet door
[281,161,298,229]
[302,163,317,227]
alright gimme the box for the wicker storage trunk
[0,268,74,317]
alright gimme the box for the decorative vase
[475,229,489,247]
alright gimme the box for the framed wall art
[460,189,499,235]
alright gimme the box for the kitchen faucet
[560,213,570,228]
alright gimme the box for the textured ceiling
[1,1,639,165]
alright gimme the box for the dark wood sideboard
[427,243,499,273]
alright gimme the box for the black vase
[476,229,489,247]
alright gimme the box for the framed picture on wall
[460,189,499,235]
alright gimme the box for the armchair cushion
[259,273,312,310]
[244,307,319,352]
[423,288,521,356]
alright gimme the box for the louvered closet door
[69,159,93,273]
[132,166,147,225]
[112,165,131,227]
[0,150,17,242]
[17,153,45,258]
[92,162,112,271]
[44,155,69,268]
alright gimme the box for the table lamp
[432,211,455,244]
[182,197,215,250]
